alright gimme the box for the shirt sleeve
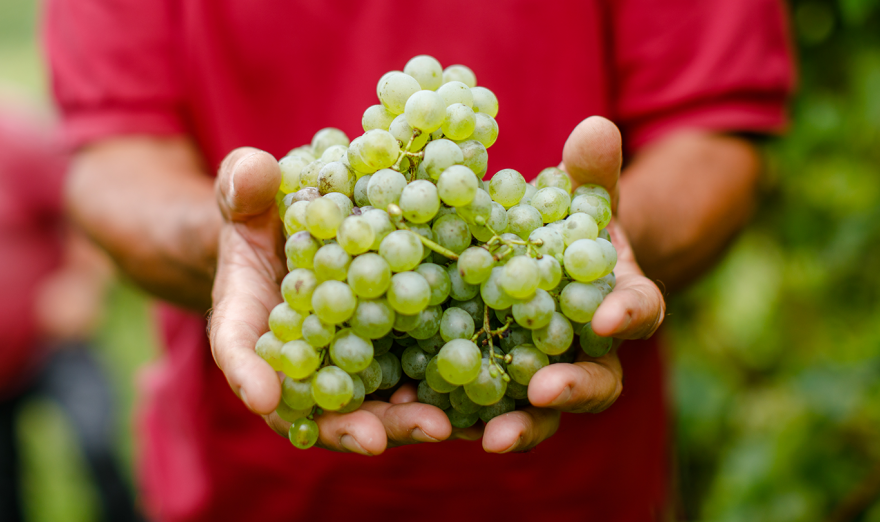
[44,0,185,149]
[607,0,796,152]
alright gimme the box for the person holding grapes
[45,0,793,519]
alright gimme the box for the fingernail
[616,313,633,334]
[412,428,439,442]
[549,386,571,407]
[240,389,252,411]
[340,434,371,455]
[500,436,523,454]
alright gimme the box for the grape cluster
[255,55,617,450]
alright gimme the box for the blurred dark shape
[0,97,142,522]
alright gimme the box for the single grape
[386,271,431,314]
[311,128,350,158]
[535,167,572,193]
[373,335,393,356]
[529,226,565,260]
[401,346,432,380]
[499,326,532,352]
[285,231,322,269]
[456,188,492,226]
[450,386,482,414]
[596,238,618,277]
[506,204,543,240]
[255,331,284,371]
[441,103,476,141]
[417,332,445,355]
[358,358,383,394]
[417,379,451,409]
[563,239,608,282]
[532,312,574,355]
[347,253,392,299]
[361,208,395,250]
[299,160,326,188]
[425,357,458,393]
[338,375,366,413]
[470,202,509,242]
[404,55,443,90]
[367,168,407,210]
[437,165,478,207]
[512,289,555,329]
[463,359,507,406]
[488,169,527,208]
[378,72,421,114]
[415,263,451,306]
[282,376,316,410]
[436,338,481,385]
[519,183,537,206]
[442,65,477,88]
[362,104,396,132]
[276,400,311,424]
[530,187,571,223]
[279,155,310,194]
[458,139,488,178]
[288,418,320,449]
[580,322,613,358]
[281,268,318,312]
[283,200,309,235]
[313,243,351,282]
[399,180,440,224]
[324,192,353,217]
[480,267,517,310]
[445,408,479,428]
[561,212,599,246]
[570,194,612,230]
[505,379,529,400]
[446,263,479,301]
[336,215,375,255]
[375,352,402,390]
[280,340,321,380]
[349,298,396,340]
[378,230,423,273]
[479,396,515,422]
[439,307,476,343]
[422,139,464,180]
[311,280,357,325]
[449,294,485,327]
[559,281,605,323]
[353,176,372,209]
[317,162,356,197]
[470,86,499,117]
[500,255,540,300]
[404,90,446,133]
[312,366,354,411]
[389,114,429,151]
[573,183,612,204]
[301,315,335,348]
[432,214,471,254]
[305,197,343,239]
[436,80,474,107]
[535,255,563,291]
[457,246,495,285]
[269,303,305,342]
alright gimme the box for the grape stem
[392,129,423,174]
[482,304,510,382]
[481,223,545,260]
[386,204,460,260]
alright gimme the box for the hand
[482,116,666,453]
[208,148,455,455]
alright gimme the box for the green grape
[496,233,527,262]
[311,128,350,158]
[470,202,509,242]
[283,197,307,232]
[415,263,451,306]
[373,335,393,356]
[402,346,433,379]
[279,155,310,194]
[506,204,543,240]
[378,72,421,114]
[507,344,549,385]
[404,90,446,133]
[597,272,616,293]
[530,187,571,223]
[255,331,284,371]
[393,311,419,332]
[559,281,605,323]
[519,183,537,205]
[280,340,321,380]
[463,358,507,406]
[450,386,482,414]
[349,298,395,340]
[441,103,476,140]
[449,294,485,326]
[442,65,477,88]
[532,312,574,355]
[470,86,498,117]
[311,280,357,325]
[570,194,612,230]
[367,169,407,210]
[362,104,396,132]
[573,183,612,204]
[512,289,555,329]
[488,169,527,208]
[361,129,401,171]
[499,326,532,352]
[505,380,529,400]
[417,380,451,409]
[479,396,515,422]
[347,253,391,299]
[399,180,440,223]
[376,352,402,390]
[277,401,311,423]
[282,376,316,410]
[432,214,471,254]
[445,408,479,428]
[354,175,372,207]
[299,160,326,188]
[437,165,478,207]
[580,322,613,358]
[439,307,476,342]
[404,54,443,90]
[285,231,322,269]
[417,332,445,355]
[361,208,395,250]
[562,212,599,245]
[500,255,540,299]
[305,197,343,239]
[535,166,572,193]
[338,375,366,413]
[286,146,315,161]
[457,246,495,285]
[423,139,464,180]
[458,139,488,178]
[470,113,498,148]
[389,114,429,151]
[347,137,376,174]
[301,314,335,347]
[336,216,375,255]
[535,255,563,291]
[379,230,424,272]
[596,238,618,277]
[269,303,305,341]
[408,306,443,340]
[425,357,458,393]
[436,80,474,107]
[290,186,321,204]
[281,268,318,312]
[312,366,354,411]
[323,192,353,218]
[563,239,607,282]
[529,226,565,259]
[313,243,351,282]
[386,271,431,314]
[317,162,356,197]
[446,263,479,301]
[494,306,513,324]
[480,267,517,310]
[436,339,481,385]
[456,188,492,226]
[358,358,383,394]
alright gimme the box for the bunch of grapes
[255,55,617,449]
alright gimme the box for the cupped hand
[207,148,455,455]
[482,116,666,453]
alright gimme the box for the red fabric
[0,108,66,399]
[45,0,793,520]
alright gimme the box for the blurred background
[1,0,877,520]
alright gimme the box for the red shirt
[46,1,793,520]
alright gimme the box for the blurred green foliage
[672,0,880,520]
[2,0,878,520]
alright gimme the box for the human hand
[208,148,455,455]
[481,116,666,453]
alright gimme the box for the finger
[216,148,281,221]
[562,116,623,211]
[527,354,623,414]
[310,409,388,455]
[482,407,561,453]
[358,400,453,446]
[388,382,418,404]
[450,424,485,441]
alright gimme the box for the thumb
[216,148,281,221]
[562,116,622,212]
